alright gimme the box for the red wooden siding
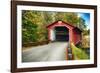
[73,28,81,44]
[46,21,81,44]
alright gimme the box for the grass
[70,43,89,60]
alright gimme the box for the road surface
[22,42,68,62]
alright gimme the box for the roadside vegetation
[70,43,89,60]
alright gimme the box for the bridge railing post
[67,41,74,60]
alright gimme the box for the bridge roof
[46,20,82,32]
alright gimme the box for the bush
[70,43,89,60]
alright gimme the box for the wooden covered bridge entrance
[55,26,69,41]
[46,20,82,44]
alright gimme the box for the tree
[22,10,38,44]
[77,17,87,30]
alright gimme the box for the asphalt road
[22,42,68,62]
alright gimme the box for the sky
[78,13,90,29]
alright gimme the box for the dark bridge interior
[55,27,69,41]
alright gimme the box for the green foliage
[82,29,90,35]
[70,43,89,60]
[22,12,38,44]
[81,29,90,48]
[77,17,87,30]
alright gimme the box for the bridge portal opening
[55,26,69,41]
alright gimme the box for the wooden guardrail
[70,43,89,60]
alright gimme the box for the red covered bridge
[46,20,82,45]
